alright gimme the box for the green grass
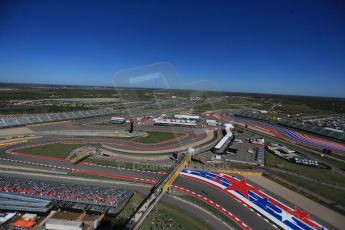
[117,193,144,224]
[85,158,169,171]
[19,143,84,158]
[141,199,209,230]
[134,131,183,144]
[266,169,345,207]
[193,100,236,112]
[182,195,242,229]
[108,193,209,229]
[274,103,329,116]
[265,150,345,186]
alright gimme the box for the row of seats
[0,108,116,129]
[0,176,133,212]
[279,119,345,141]
[236,112,345,141]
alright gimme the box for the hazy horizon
[1,81,345,100]
[1,0,345,97]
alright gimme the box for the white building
[22,213,37,221]
[206,119,217,126]
[213,123,234,154]
[153,118,197,127]
[46,219,83,230]
[110,117,125,124]
[0,213,16,225]
[258,110,268,114]
[174,114,200,120]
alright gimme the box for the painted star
[213,177,222,183]
[254,196,269,209]
[289,207,310,221]
[281,210,296,223]
[225,179,260,198]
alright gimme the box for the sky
[0,0,345,97]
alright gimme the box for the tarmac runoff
[0,162,68,175]
[0,126,34,137]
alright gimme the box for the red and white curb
[180,174,279,229]
[172,185,251,230]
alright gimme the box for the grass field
[266,169,345,208]
[110,193,208,230]
[115,193,144,226]
[141,198,209,230]
[19,143,84,158]
[193,100,236,112]
[134,131,183,144]
[274,103,333,117]
[182,195,242,229]
[265,151,345,186]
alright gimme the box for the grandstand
[213,124,234,154]
[0,176,133,214]
[0,193,52,213]
[0,108,116,129]
[278,119,345,141]
[235,112,345,141]
[236,111,272,121]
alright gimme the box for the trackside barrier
[1,134,35,140]
[26,120,70,127]
[0,140,28,147]
[217,170,262,176]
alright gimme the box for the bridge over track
[125,152,192,230]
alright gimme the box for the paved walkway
[0,127,34,137]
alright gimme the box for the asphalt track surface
[29,121,210,152]
[0,146,275,229]
[0,119,339,229]
[1,149,339,229]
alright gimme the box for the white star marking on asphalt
[281,210,296,224]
